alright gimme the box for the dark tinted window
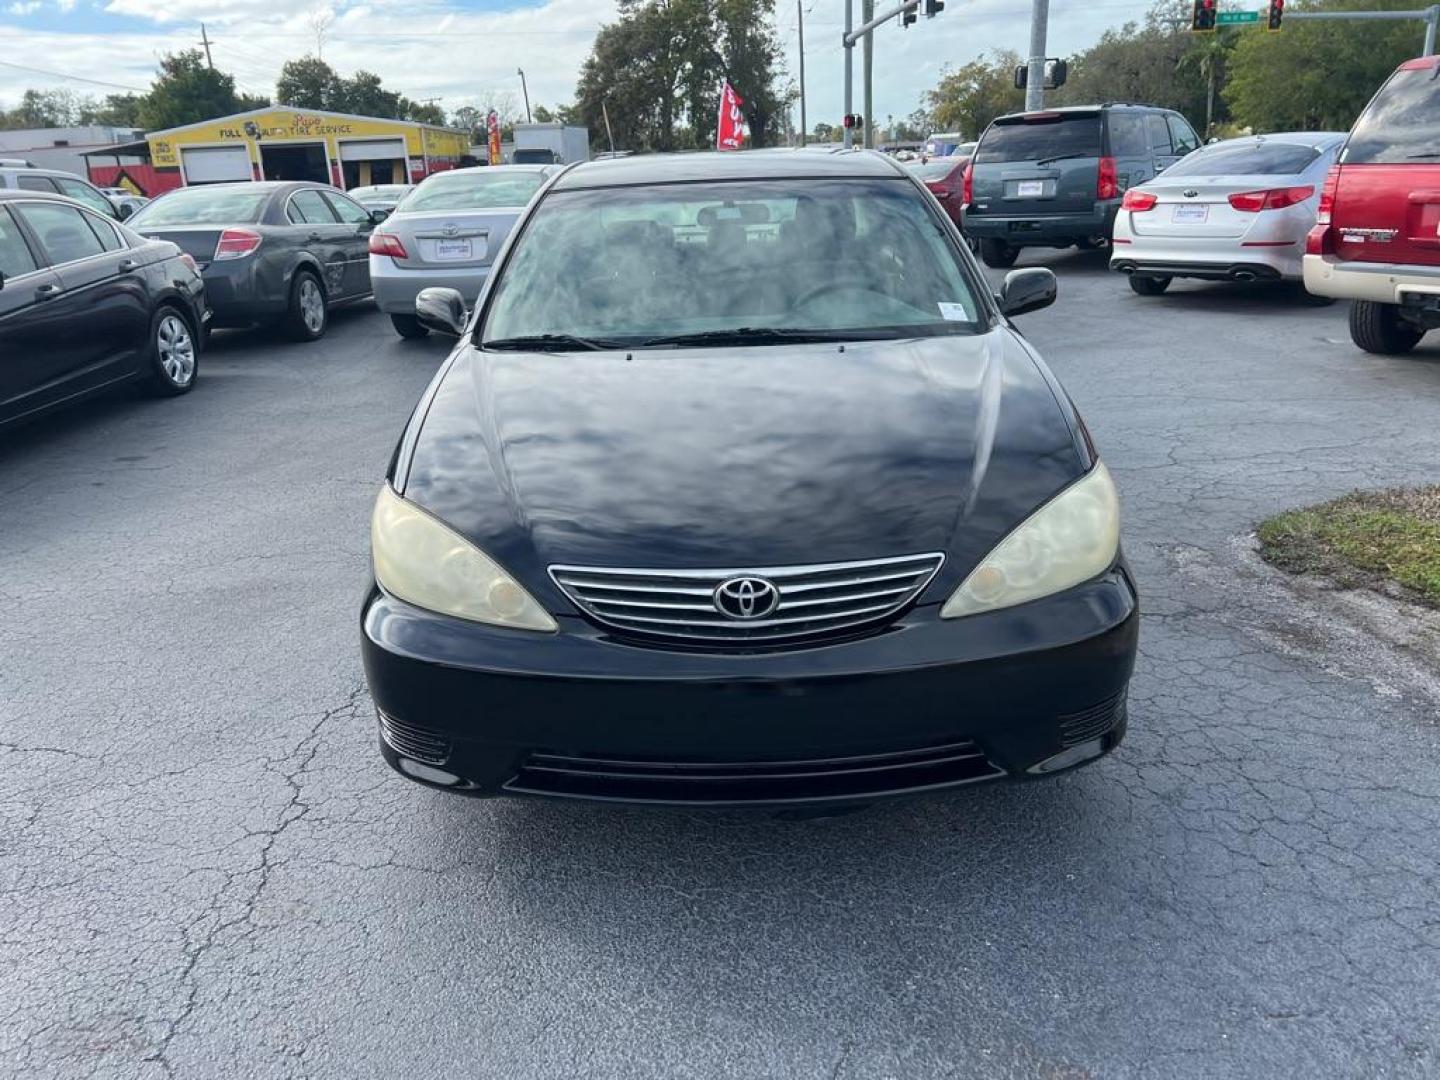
[82,212,125,252]
[1166,140,1323,176]
[1345,66,1440,164]
[54,177,114,216]
[16,175,59,193]
[1168,116,1201,155]
[975,115,1101,163]
[323,191,372,224]
[129,188,268,227]
[0,207,38,277]
[15,201,105,264]
[288,190,338,224]
[1146,115,1172,155]
[1108,113,1148,157]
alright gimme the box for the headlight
[941,462,1120,619]
[371,486,557,632]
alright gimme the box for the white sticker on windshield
[937,302,969,321]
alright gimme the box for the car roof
[430,165,555,178]
[0,187,93,205]
[553,149,904,190]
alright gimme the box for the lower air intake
[505,740,1005,804]
[378,712,452,766]
[1058,691,1127,748]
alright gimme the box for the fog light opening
[1027,738,1105,775]
[398,757,465,786]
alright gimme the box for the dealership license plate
[433,239,473,261]
[1172,205,1208,224]
[1016,180,1045,198]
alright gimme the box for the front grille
[1058,691,1126,747]
[506,740,1004,804]
[549,553,945,647]
[378,712,452,765]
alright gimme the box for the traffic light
[1191,0,1216,31]
[924,0,944,14]
[1267,0,1284,31]
[842,114,864,130]
[902,6,918,26]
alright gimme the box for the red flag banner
[487,110,502,166]
[716,81,746,151]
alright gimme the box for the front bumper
[1303,254,1440,303]
[370,257,491,315]
[361,568,1140,806]
[961,202,1118,245]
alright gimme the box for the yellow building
[140,107,472,194]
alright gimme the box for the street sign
[1217,10,1261,23]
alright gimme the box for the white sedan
[1111,132,1346,295]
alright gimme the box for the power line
[0,58,147,93]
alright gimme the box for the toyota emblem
[443,223,459,237]
[713,576,780,620]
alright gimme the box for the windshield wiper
[482,333,622,352]
[634,327,885,348]
[1034,153,1087,167]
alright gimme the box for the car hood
[399,330,1087,605]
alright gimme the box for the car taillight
[178,253,199,274]
[1305,223,1334,256]
[962,163,973,204]
[368,231,408,259]
[1121,189,1157,212]
[213,228,262,261]
[1097,157,1118,201]
[1316,165,1340,225]
[1227,185,1315,212]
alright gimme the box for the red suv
[1305,56,1440,354]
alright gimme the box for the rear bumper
[370,257,491,315]
[1303,254,1440,303]
[962,202,1118,245]
[1111,236,1300,281]
[360,567,1140,806]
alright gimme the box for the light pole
[517,68,532,123]
[797,0,807,146]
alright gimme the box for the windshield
[910,159,963,180]
[1165,141,1323,176]
[976,115,1101,164]
[129,188,268,227]
[1345,66,1440,164]
[351,185,408,200]
[481,178,984,349]
[398,171,545,212]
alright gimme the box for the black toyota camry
[362,150,1139,806]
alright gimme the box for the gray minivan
[961,105,1201,268]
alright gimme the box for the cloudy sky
[0,0,1159,131]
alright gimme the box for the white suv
[0,160,126,220]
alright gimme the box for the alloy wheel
[300,279,325,334]
[156,313,195,386]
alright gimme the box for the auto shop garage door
[340,138,409,187]
[181,146,252,185]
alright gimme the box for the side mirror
[415,287,467,336]
[998,268,1057,317]
[115,202,134,220]
[370,208,390,224]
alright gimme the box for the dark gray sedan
[127,181,383,341]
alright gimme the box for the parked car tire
[980,239,1019,269]
[143,306,198,397]
[1128,275,1172,296]
[391,313,429,339]
[284,269,328,342]
[1349,300,1423,355]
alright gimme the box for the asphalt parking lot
[4,251,1440,1079]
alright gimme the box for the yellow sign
[148,109,467,172]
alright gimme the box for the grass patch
[1257,487,1440,608]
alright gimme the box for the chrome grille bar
[550,553,944,645]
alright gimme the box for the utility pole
[842,0,926,148]
[199,22,214,69]
[796,0,807,146]
[517,68,532,124]
[862,0,875,148]
[601,99,616,155]
[1025,0,1049,111]
[843,0,854,148]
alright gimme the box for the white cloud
[6,0,42,13]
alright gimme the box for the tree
[531,105,555,123]
[404,101,446,125]
[811,121,838,142]
[924,50,1024,140]
[84,93,145,127]
[573,0,786,152]
[139,50,247,130]
[0,89,85,129]
[276,56,342,110]
[1178,31,1236,136]
[338,71,402,118]
[1225,0,1423,131]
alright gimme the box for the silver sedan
[1111,132,1346,294]
[368,165,557,338]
